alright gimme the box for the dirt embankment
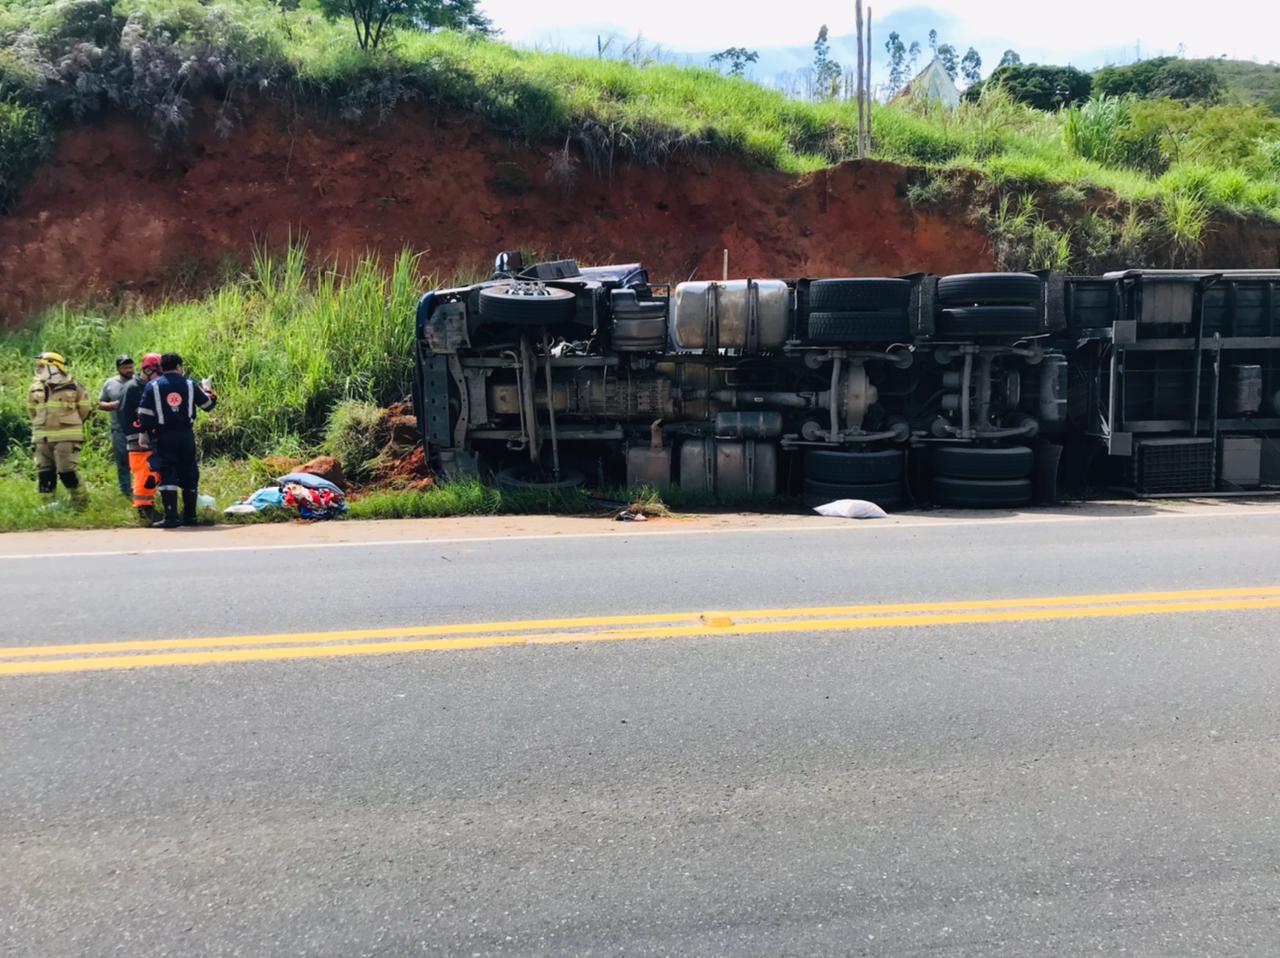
[4,104,1278,323]
[0,105,995,321]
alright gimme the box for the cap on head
[141,352,162,371]
[34,351,68,374]
[115,354,134,369]
[160,352,183,372]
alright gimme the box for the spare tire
[933,445,1034,480]
[478,284,578,326]
[807,310,912,344]
[937,305,1042,336]
[931,475,1032,508]
[809,278,912,311]
[937,273,1043,306]
[802,477,904,510]
[805,448,905,484]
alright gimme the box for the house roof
[895,57,961,109]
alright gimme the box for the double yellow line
[3,586,1279,678]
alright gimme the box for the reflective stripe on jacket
[137,373,216,433]
[28,379,92,443]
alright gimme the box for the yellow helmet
[34,351,68,375]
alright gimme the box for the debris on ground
[615,510,649,522]
[812,498,888,519]
[298,455,348,491]
[224,466,348,520]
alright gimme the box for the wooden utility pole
[865,7,873,154]
[855,0,866,158]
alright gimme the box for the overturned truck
[413,253,1280,507]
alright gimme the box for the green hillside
[1212,58,1280,113]
[1,1,1278,232]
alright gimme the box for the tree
[884,31,924,96]
[998,49,1022,69]
[318,0,494,52]
[710,47,759,77]
[812,25,841,100]
[1094,56,1225,104]
[971,63,1092,110]
[928,29,938,54]
[937,43,959,81]
[961,47,982,86]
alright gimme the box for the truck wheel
[802,477,903,510]
[933,445,1034,480]
[807,310,912,344]
[931,475,1032,508]
[809,278,913,311]
[936,305,1042,336]
[937,273,1043,306]
[804,448,905,484]
[479,284,577,326]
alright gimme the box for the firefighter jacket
[28,378,92,443]
[136,373,216,435]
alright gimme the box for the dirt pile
[0,104,1000,320]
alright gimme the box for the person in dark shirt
[120,353,162,521]
[136,353,217,528]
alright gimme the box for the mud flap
[1034,441,1064,505]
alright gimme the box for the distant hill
[1209,59,1280,113]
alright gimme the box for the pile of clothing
[224,471,348,520]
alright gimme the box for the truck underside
[413,252,1280,507]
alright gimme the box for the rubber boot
[181,490,199,527]
[152,490,181,528]
[37,469,56,496]
[59,471,87,509]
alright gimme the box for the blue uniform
[137,373,216,494]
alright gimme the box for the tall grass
[0,245,427,457]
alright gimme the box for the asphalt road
[3,506,1280,956]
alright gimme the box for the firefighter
[120,352,163,521]
[28,351,93,504]
[136,352,217,529]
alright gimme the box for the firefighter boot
[181,490,199,527]
[152,489,181,528]
[59,471,87,509]
[37,469,56,497]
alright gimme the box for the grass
[1,244,427,458]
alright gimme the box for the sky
[477,0,1279,83]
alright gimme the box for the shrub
[323,399,386,480]
[0,99,51,210]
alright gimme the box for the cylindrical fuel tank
[678,439,779,498]
[673,280,791,352]
[714,411,784,439]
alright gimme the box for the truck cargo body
[413,254,1280,506]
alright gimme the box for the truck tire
[479,284,578,326]
[802,477,903,510]
[807,310,912,344]
[931,475,1032,508]
[937,273,1042,306]
[933,445,1034,480]
[936,305,1042,336]
[809,278,912,311]
[804,448,905,484]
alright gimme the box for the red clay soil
[0,105,997,322]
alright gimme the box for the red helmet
[141,352,162,371]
